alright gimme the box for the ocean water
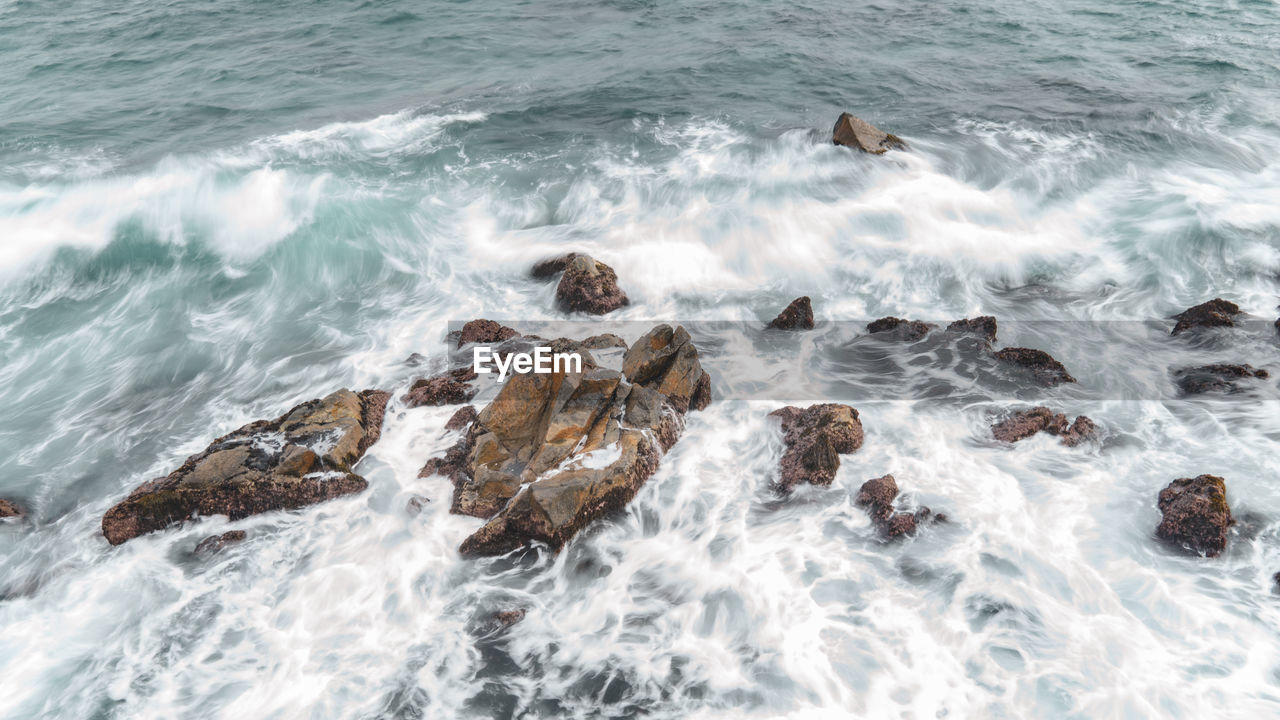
[3,0,1280,717]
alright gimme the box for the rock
[193,530,246,556]
[555,255,629,315]
[766,297,815,330]
[579,333,629,350]
[994,347,1076,386]
[769,403,863,491]
[1156,474,1233,557]
[449,326,708,556]
[455,319,519,348]
[403,368,477,408]
[854,474,932,539]
[1173,364,1269,394]
[492,609,526,627]
[0,499,22,519]
[406,495,430,516]
[1171,298,1240,336]
[946,316,998,344]
[866,316,931,341]
[102,388,389,545]
[444,405,479,431]
[992,407,1096,447]
[531,252,579,279]
[832,112,907,154]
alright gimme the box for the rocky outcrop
[1173,364,1269,394]
[1156,474,1233,557]
[866,317,931,341]
[454,319,519,348]
[423,325,711,557]
[403,368,477,408]
[193,530,246,556]
[854,474,936,539]
[1171,298,1240,336]
[947,316,998,344]
[832,113,907,154]
[766,297,815,330]
[769,404,863,491]
[553,255,629,314]
[994,347,1076,386]
[992,407,1096,447]
[101,388,389,545]
[0,499,22,519]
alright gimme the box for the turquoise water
[3,1,1280,718]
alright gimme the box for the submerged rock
[994,347,1076,386]
[555,255,629,315]
[832,112,907,154]
[436,324,710,556]
[0,499,22,519]
[1156,474,1233,557]
[947,316,998,344]
[866,316,931,341]
[766,297,815,330]
[193,530,246,556]
[455,319,519,348]
[769,403,863,491]
[403,368,478,408]
[1171,298,1241,336]
[854,474,935,539]
[102,388,389,545]
[1173,364,1269,395]
[992,407,1096,447]
[530,252,579,279]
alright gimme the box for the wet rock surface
[0,499,22,519]
[854,474,935,539]
[530,252,579,279]
[832,112,907,154]
[769,403,863,491]
[454,319,519,348]
[403,368,478,408]
[1173,364,1269,394]
[193,530,247,556]
[994,347,1076,386]
[554,255,629,315]
[766,296,814,330]
[946,316,998,344]
[1156,474,1233,557]
[867,316,931,341]
[1171,298,1241,336]
[992,407,1097,447]
[102,388,390,545]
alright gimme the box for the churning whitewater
[4,0,1280,717]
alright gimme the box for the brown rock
[403,368,477,408]
[994,347,1076,386]
[492,609,526,627]
[555,255,629,315]
[1156,474,1233,557]
[622,324,712,413]
[0,499,22,519]
[1173,364,1269,394]
[1172,299,1240,336]
[992,407,1096,447]
[766,297,815,330]
[102,389,389,545]
[832,112,907,154]
[946,316,998,344]
[456,319,518,348]
[854,474,932,539]
[866,316,931,340]
[531,252,579,279]
[193,530,246,556]
[770,403,863,491]
[444,405,479,431]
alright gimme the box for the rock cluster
[854,474,936,539]
[766,297,815,330]
[101,388,389,545]
[1156,475,1233,557]
[992,407,1096,447]
[832,113,907,154]
[769,403,864,491]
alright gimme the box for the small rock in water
[994,347,1076,386]
[832,112,907,154]
[946,316,998,344]
[770,403,863,491]
[992,407,1096,447]
[454,319,519,348]
[555,255,629,315]
[406,495,430,516]
[193,530,246,556]
[854,474,934,539]
[492,609,526,627]
[1173,364,1269,395]
[766,297,815,330]
[403,368,478,408]
[1171,298,1241,336]
[1155,474,1233,557]
[530,252,579,279]
[866,316,931,341]
[0,498,23,519]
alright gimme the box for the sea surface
[3,1,1280,718]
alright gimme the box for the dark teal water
[3,1,1280,718]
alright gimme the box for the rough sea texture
[3,1,1280,718]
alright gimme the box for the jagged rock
[403,368,477,408]
[555,255,629,315]
[193,530,246,556]
[992,407,1096,447]
[1171,298,1240,336]
[866,316,931,341]
[455,319,519,348]
[0,499,22,519]
[994,347,1076,386]
[832,113,907,154]
[444,405,479,431]
[766,297,814,330]
[1156,474,1233,557]
[947,316,998,344]
[770,403,863,491]
[854,474,934,539]
[1173,364,1269,394]
[102,389,389,545]
[531,252,579,279]
[444,326,709,556]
